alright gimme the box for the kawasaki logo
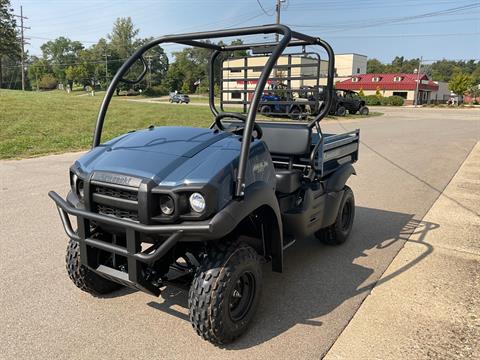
[253,161,269,174]
[92,172,142,187]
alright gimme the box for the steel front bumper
[49,191,234,295]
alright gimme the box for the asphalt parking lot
[0,107,478,359]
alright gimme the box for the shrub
[381,95,404,106]
[362,95,404,106]
[38,74,58,90]
[363,95,382,106]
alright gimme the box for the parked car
[48,24,359,346]
[169,93,190,103]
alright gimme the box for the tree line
[1,0,479,97]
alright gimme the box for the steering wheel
[214,112,263,139]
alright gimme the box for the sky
[9,0,480,64]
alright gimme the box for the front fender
[210,181,284,272]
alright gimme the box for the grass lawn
[0,90,214,159]
[0,89,381,159]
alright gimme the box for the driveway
[0,107,478,359]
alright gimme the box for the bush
[363,95,382,106]
[361,95,404,106]
[381,95,405,106]
[143,85,169,97]
[38,74,58,90]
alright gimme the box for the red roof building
[337,73,440,105]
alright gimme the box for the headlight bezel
[70,169,86,202]
[151,183,217,222]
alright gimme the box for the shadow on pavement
[146,206,438,349]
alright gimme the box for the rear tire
[336,105,347,116]
[260,105,272,115]
[66,238,122,295]
[315,186,355,245]
[188,239,262,345]
[289,107,301,120]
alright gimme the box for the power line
[255,0,274,16]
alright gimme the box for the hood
[76,126,232,181]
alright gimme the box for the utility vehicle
[49,25,359,345]
[319,86,369,116]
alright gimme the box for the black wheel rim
[229,271,256,322]
[341,199,353,231]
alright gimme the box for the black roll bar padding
[119,55,148,85]
[234,26,292,197]
[209,49,222,117]
[309,38,335,127]
[93,24,295,148]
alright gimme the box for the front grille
[96,204,139,222]
[91,183,140,222]
[94,185,138,201]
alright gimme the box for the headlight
[71,172,84,200]
[159,195,175,215]
[77,179,84,200]
[189,192,206,213]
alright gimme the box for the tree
[40,37,84,84]
[448,73,474,97]
[27,56,52,90]
[138,37,168,87]
[467,84,480,103]
[0,0,20,88]
[108,17,139,59]
[367,58,385,74]
[65,64,88,87]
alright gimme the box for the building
[221,53,366,105]
[335,53,367,77]
[336,73,440,105]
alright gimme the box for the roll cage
[92,24,335,198]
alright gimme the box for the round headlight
[159,195,175,215]
[189,192,205,213]
[77,179,84,200]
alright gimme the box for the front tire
[188,240,262,345]
[359,106,369,115]
[315,186,355,245]
[66,238,122,295]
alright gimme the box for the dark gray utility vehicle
[319,86,369,116]
[49,25,359,345]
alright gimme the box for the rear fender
[325,163,356,192]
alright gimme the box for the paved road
[0,108,478,359]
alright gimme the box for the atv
[49,25,359,345]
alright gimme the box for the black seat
[259,123,311,194]
[259,122,312,156]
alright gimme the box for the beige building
[221,53,366,105]
[335,53,367,77]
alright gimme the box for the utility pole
[14,6,30,91]
[146,55,152,88]
[104,52,110,85]
[414,56,423,107]
[275,0,284,43]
